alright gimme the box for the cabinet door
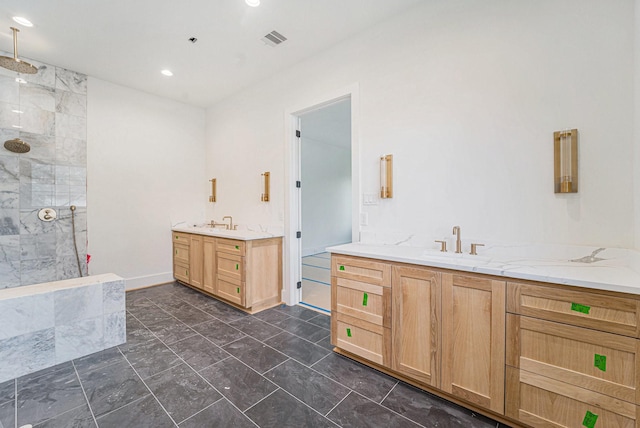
[190,234,203,288]
[391,265,441,387]
[442,273,506,414]
[202,238,216,294]
[217,252,244,282]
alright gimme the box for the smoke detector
[261,30,287,47]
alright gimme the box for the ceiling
[0,0,420,108]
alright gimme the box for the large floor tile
[145,363,221,424]
[273,304,319,321]
[35,404,96,428]
[17,370,86,426]
[264,332,330,366]
[327,392,420,428]
[191,319,246,347]
[311,354,397,402]
[144,317,197,345]
[199,357,277,412]
[120,338,182,379]
[307,314,331,330]
[178,399,255,428]
[78,360,149,418]
[121,316,156,348]
[222,336,288,374]
[129,306,174,326]
[159,302,215,327]
[245,389,335,428]
[168,335,230,371]
[0,400,15,428]
[195,300,249,323]
[253,307,291,325]
[73,347,124,375]
[228,316,283,341]
[272,317,330,342]
[95,395,174,427]
[18,362,75,384]
[315,335,335,352]
[264,359,349,415]
[382,383,498,428]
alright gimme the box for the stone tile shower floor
[0,282,510,428]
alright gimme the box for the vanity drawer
[216,252,244,282]
[174,262,190,284]
[173,232,191,244]
[216,277,244,306]
[333,312,390,366]
[216,239,246,256]
[507,282,640,337]
[332,255,391,287]
[332,276,390,327]
[507,314,640,404]
[174,243,190,264]
[506,367,637,428]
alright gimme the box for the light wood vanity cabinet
[506,281,640,428]
[172,232,282,313]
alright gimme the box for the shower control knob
[38,208,57,222]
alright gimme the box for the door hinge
[297,281,302,289]
[296,231,302,238]
[296,181,301,188]
[296,130,301,138]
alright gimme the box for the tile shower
[0,52,88,288]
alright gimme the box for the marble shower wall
[0,54,87,288]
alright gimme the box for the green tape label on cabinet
[235,245,239,249]
[594,354,607,372]
[237,287,240,294]
[363,293,368,306]
[236,264,239,270]
[582,410,598,428]
[346,328,352,337]
[571,303,591,314]
[339,265,345,271]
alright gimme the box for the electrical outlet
[360,212,368,226]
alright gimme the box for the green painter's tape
[236,264,239,270]
[237,287,240,294]
[594,354,607,372]
[571,303,591,314]
[235,245,239,249]
[339,265,345,271]
[582,410,598,428]
[363,292,368,306]
[346,328,352,337]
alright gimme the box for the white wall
[206,0,635,249]
[301,136,351,256]
[635,0,640,250]
[87,78,206,289]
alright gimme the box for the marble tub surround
[327,242,640,295]
[172,223,284,240]
[0,56,87,288]
[0,273,125,383]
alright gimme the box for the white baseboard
[125,272,174,290]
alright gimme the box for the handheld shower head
[0,27,37,74]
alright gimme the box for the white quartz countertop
[172,226,283,241]
[326,243,640,296]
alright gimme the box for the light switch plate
[363,193,378,205]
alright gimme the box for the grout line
[175,396,224,426]
[273,386,341,427]
[349,388,428,428]
[242,388,281,414]
[379,380,399,404]
[323,389,351,418]
[71,360,99,428]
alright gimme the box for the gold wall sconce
[380,154,393,199]
[209,178,217,202]
[554,129,578,193]
[261,172,270,202]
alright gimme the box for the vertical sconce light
[553,129,578,193]
[380,154,393,199]
[261,172,270,202]
[209,178,217,202]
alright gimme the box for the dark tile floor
[0,282,511,428]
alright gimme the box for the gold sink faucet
[452,226,462,254]
[222,216,233,230]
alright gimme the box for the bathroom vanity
[172,227,282,313]
[327,243,640,428]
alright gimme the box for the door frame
[283,83,360,306]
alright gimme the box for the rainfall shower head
[0,27,37,74]
[3,138,31,153]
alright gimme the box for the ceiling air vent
[262,30,287,47]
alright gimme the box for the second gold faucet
[452,226,462,254]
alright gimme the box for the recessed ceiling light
[15,77,27,84]
[12,17,33,27]
[12,110,23,114]
[245,0,260,7]
[12,125,23,129]
[161,69,173,77]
